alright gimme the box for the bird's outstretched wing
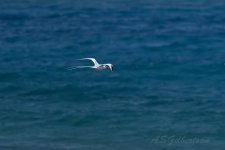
[68,66,93,70]
[77,58,100,66]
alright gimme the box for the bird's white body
[69,58,113,71]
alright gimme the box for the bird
[68,58,113,71]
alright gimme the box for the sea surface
[0,0,225,149]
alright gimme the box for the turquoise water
[0,0,225,149]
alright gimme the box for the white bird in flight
[69,58,113,71]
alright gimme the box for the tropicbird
[69,58,113,71]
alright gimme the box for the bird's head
[106,64,113,71]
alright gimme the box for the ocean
[0,0,225,149]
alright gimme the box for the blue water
[0,0,225,149]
